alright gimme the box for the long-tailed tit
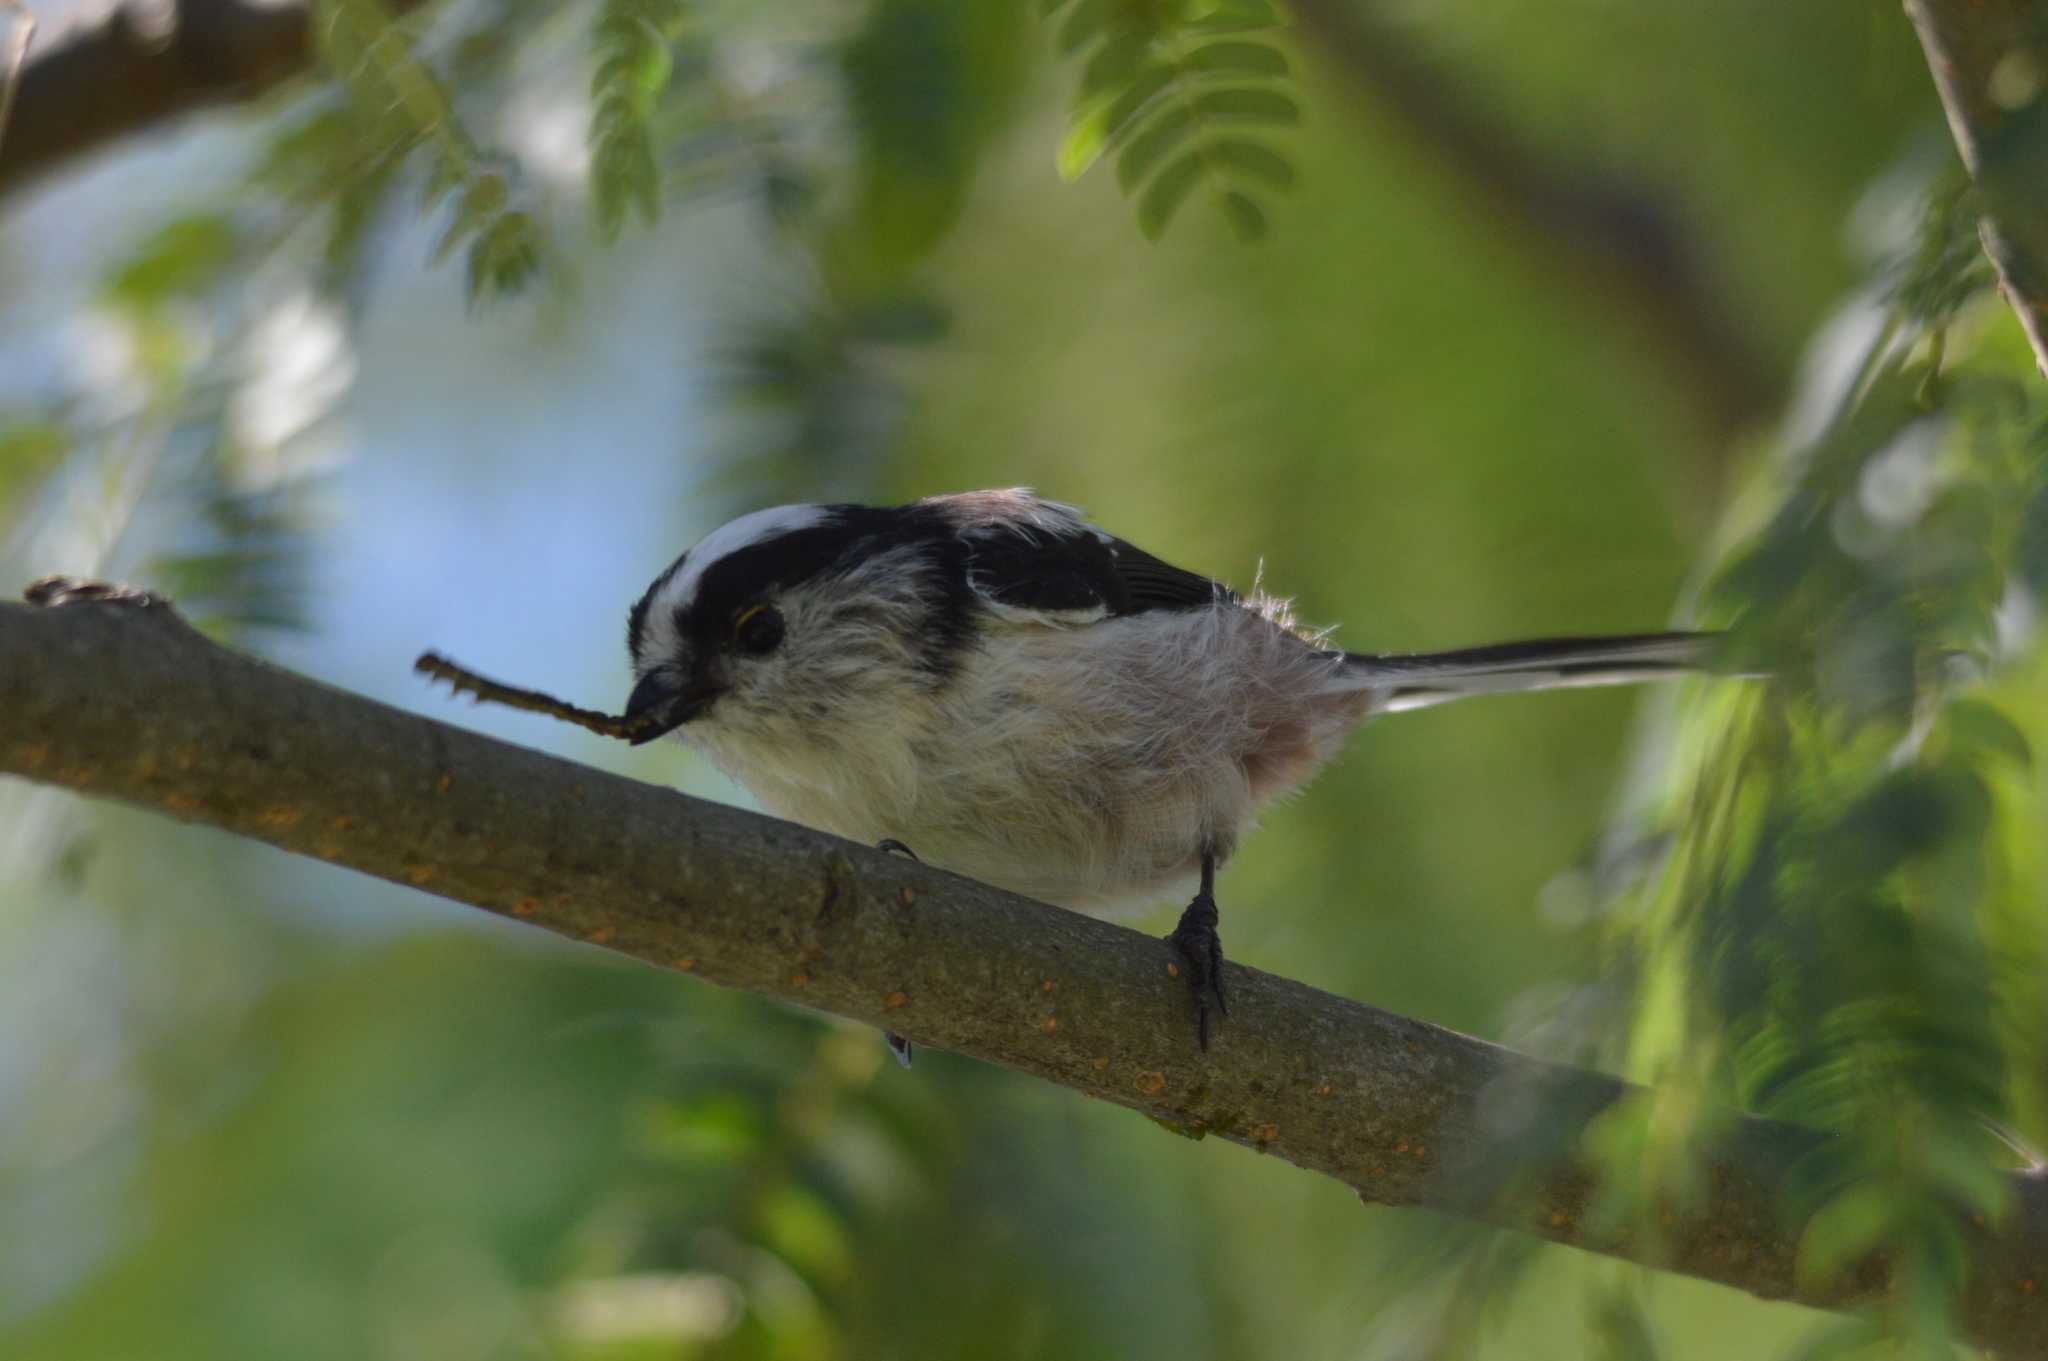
[624,489,1714,1049]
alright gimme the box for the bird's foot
[1166,890,1227,1050]
[876,838,919,1067]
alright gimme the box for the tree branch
[5,591,2048,1349]
[1906,0,2048,381]
[0,0,426,201]
[1285,0,1782,445]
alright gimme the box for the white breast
[689,602,1372,917]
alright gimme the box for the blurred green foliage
[5,0,2048,1359]
[314,0,546,300]
[1602,195,2048,1352]
[1043,0,1299,241]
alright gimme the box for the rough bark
[6,590,2048,1352]
[1906,0,2048,380]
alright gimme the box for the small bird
[624,489,1714,1049]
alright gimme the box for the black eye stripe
[684,506,941,627]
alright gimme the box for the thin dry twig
[414,651,654,740]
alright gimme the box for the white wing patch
[975,597,1112,628]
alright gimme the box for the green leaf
[1943,698,2033,770]
[1137,149,1204,239]
[1190,86,1301,124]
[1043,0,1301,237]
[104,217,239,308]
[1587,1287,1662,1361]
[0,420,69,520]
[1080,29,1150,101]
[420,155,466,214]
[1055,0,1109,54]
[759,1182,853,1279]
[1219,189,1266,241]
[592,129,659,239]
[465,210,542,300]
[433,171,509,265]
[1795,1183,1898,1290]
[1059,62,1173,178]
[1183,40,1288,77]
[1210,137,1294,189]
[1115,105,1195,191]
[1187,0,1282,29]
[588,0,683,241]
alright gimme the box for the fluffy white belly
[688,606,1368,916]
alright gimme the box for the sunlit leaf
[1059,62,1173,179]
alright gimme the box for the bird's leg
[1166,849,1227,1050]
[875,839,919,1068]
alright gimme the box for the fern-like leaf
[313,0,545,301]
[1043,0,1299,242]
[589,0,690,241]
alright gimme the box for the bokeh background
[0,2,2028,1358]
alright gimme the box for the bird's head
[624,502,970,750]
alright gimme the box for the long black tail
[1339,631,1719,713]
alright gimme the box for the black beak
[625,671,718,746]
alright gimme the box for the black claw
[877,839,919,1067]
[1167,889,1227,1050]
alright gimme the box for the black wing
[960,519,1231,618]
[1104,535,1233,613]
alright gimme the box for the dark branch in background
[1286,0,1780,446]
[0,0,428,200]
[1907,0,2048,380]
[6,592,2048,1355]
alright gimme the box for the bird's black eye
[732,603,786,655]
